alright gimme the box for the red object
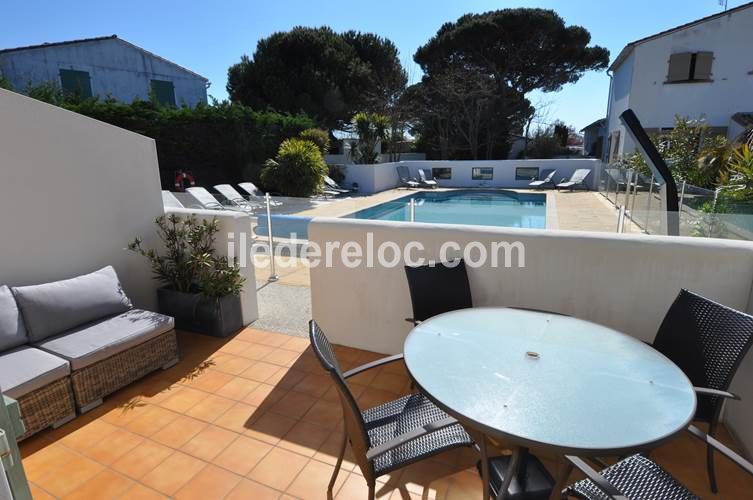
[174,171,196,192]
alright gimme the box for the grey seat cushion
[35,309,175,370]
[0,285,28,351]
[12,266,133,342]
[0,347,70,399]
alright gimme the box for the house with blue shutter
[0,35,208,106]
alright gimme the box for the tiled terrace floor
[21,328,753,499]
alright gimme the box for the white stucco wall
[342,159,601,194]
[606,7,753,157]
[0,88,164,309]
[308,217,753,454]
[0,38,207,106]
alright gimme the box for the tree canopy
[227,27,406,130]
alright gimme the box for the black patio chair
[561,425,753,499]
[308,320,475,500]
[651,289,753,493]
[404,259,473,325]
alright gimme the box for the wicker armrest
[694,387,740,400]
[365,416,457,461]
[343,354,404,379]
[687,425,753,477]
[564,456,628,500]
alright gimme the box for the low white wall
[308,217,753,454]
[342,159,601,194]
[0,89,162,309]
[164,208,258,325]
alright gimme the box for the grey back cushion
[0,285,29,351]
[12,266,133,342]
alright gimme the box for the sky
[2,0,749,131]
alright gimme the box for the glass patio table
[403,307,696,500]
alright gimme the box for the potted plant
[128,214,246,337]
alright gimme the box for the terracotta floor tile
[124,405,180,437]
[174,464,243,500]
[226,478,281,500]
[181,369,235,392]
[358,387,400,409]
[286,458,348,499]
[242,361,284,382]
[443,469,485,500]
[62,469,134,500]
[218,338,253,356]
[100,401,149,427]
[369,372,410,394]
[255,331,290,348]
[150,415,207,448]
[121,483,168,499]
[268,391,318,419]
[263,348,301,367]
[158,386,208,413]
[181,425,238,461]
[248,447,309,491]
[301,399,343,428]
[35,452,104,497]
[58,419,119,453]
[324,382,366,403]
[140,451,207,496]
[267,366,308,389]
[214,435,274,476]
[215,377,259,400]
[213,355,256,375]
[279,420,333,457]
[239,342,276,360]
[242,382,288,408]
[184,393,236,423]
[81,428,144,465]
[281,336,311,353]
[313,432,356,472]
[111,439,173,480]
[292,373,332,398]
[245,411,298,445]
[214,401,261,434]
[336,473,392,499]
[29,483,56,500]
[23,445,81,484]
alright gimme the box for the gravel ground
[251,280,310,337]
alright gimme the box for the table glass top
[404,308,696,454]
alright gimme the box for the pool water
[344,190,546,228]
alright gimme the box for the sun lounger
[214,184,264,212]
[396,165,420,189]
[556,169,591,191]
[417,169,438,188]
[185,187,245,212]
[529,170,557,189]
[238,182,283,206]
[161,190,184,209]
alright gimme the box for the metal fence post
[645,174,654,233]
[265,193,278,282]
[409,198,416,222]
[617,205,626,233]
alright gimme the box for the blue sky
[2,0,748,131]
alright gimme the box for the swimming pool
[344,190,546,228]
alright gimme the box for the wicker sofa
[0,266,178,439]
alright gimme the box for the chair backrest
[309,321,373,476]
[323,176,339,189]
[543,169,557,182]
[653,289,753,421]
[238,182,264,198]
[396,165,411,180]
[418,169,428,181]
[214,184,245,203]
[161,190,183,209]
[404,260,473,323]
[185,187,224,209]
[570,169,591,182]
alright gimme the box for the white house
[0,35,208,107]
[604,2,753,162]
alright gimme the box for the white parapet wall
[0,88,163,309]
[341,159,601,194]
[308,216,753,455]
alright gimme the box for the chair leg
[368,481,376,500]
[328,432,347,500]
[708,417,719,494]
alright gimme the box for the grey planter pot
[157,287,243,338]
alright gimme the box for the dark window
[59,69,92,99]
[516,167,539,181]
[150,79,176,106]
[432,167,452,180]
[667,52,713,83]
[472,167,493,180]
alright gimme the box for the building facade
[604,3,753,161]
[0,35,208,106]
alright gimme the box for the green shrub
[299,128,331,155]
[261,138,328,197]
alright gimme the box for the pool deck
[253,188,632,289]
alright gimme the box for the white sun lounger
[161,190,184,209]
[529,170,558,189]
[214,184,264,212]
[417,169,438,188]
[556,169,592,191]
[238,182,283,206]
[396,165,420,189]
[186,186,248,212]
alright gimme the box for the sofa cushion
[0,347,70,399]
[35,309,174,370]
[12,266,133,342]
[0,285,28,351]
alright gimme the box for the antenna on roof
[719,0,728,11]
